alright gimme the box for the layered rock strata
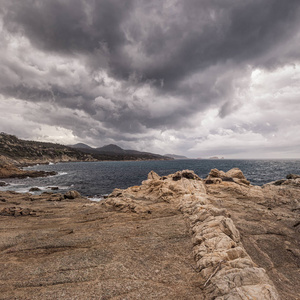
[105,169,281,299]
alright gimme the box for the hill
[70,142,172,161]
[0,132,95,166]
[0,133,172,167]
[96,144,125,153]
[69,143,93,150]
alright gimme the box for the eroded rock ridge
[105,169,283,299]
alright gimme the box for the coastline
[1,168,299,299]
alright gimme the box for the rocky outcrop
[1,168,299,299]
[203,170,300,300]
[205,167,250,185]
[0,164,56,179]
[266,175,300,188]
[286,174,300,180]
[105,169,281,299]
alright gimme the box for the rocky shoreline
[0,169,299,299]
[0,163,57,179]
[0,154,58,180]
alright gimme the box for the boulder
[49,186,59,190]
[64,190,81,199]
[29,187,41,192]
[0,181,9,186]
[208,169,226,178]
[286,174,300,180]
[225,168,246,179]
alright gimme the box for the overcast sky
[1,0,300,158]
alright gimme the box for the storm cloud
[1,0,300,157]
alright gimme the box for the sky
[0,0,300,159]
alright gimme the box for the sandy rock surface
[0,190,202,299]
[0,168,299,299]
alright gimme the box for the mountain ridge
[70,142,171,160]
[0,133,172,168]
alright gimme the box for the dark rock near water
[286,173,300,179]
[0,181,9,186]
[273,179,286,186]
[64,190,81,199]
[29,187,41,192]
[49,186,59,190]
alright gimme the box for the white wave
[58,172,68,176]
[88,196,104,202]
[49,171,68,178]
[8,183,25,186]
[55,185,71,190]
[14,187,32,193]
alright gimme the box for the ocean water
[1,159,300,199]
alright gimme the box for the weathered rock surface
[205,167,250,185]
[0,168,299,299]
[203,170,300,300]
[0,190,203,299]
[106,169,283,299]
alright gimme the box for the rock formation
[106,169,284,299]
[0,163,56,179]
[0,168,299,299]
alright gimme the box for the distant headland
[0,132,172,178]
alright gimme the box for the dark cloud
[2,0,132,54]
[3,0,300,82]
[0,0,300,157]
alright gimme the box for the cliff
[0,169,299,299]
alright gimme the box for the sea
[1,159,299,201]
